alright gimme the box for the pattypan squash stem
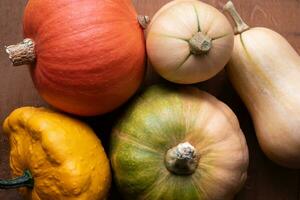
[6,38,36,66]
[223,1,249,34]
[0,170,34,189]
[189,32,212,55]
[165,142,200,175]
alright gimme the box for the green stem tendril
[0,170,34,189]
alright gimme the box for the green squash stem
[165,142,200,175]
[223,1,250,34]
[0,170,34,189]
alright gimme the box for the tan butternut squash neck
[165,142,199,175]
[189,32,212,55]
[223,1,249,34]
[6,38,36,66]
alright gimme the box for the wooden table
[0,0,299,199]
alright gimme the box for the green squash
[110,85,248,200]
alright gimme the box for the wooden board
[0,0,299,199]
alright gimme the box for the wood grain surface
[0,0,300,199]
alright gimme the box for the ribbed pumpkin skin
[110,85,249,200]
[23,0,145,116]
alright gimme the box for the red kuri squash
[6,0,147,116]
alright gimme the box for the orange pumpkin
[6,0,147,116]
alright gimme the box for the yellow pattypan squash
[0,107,111,200]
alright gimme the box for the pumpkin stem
[0,170,34,189]
[165,142,199,175]
[223,1,250,34]
[5,38,36,66]
[189,32,212,55]
[137,15,150,29]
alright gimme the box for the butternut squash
[224,1,300,168]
